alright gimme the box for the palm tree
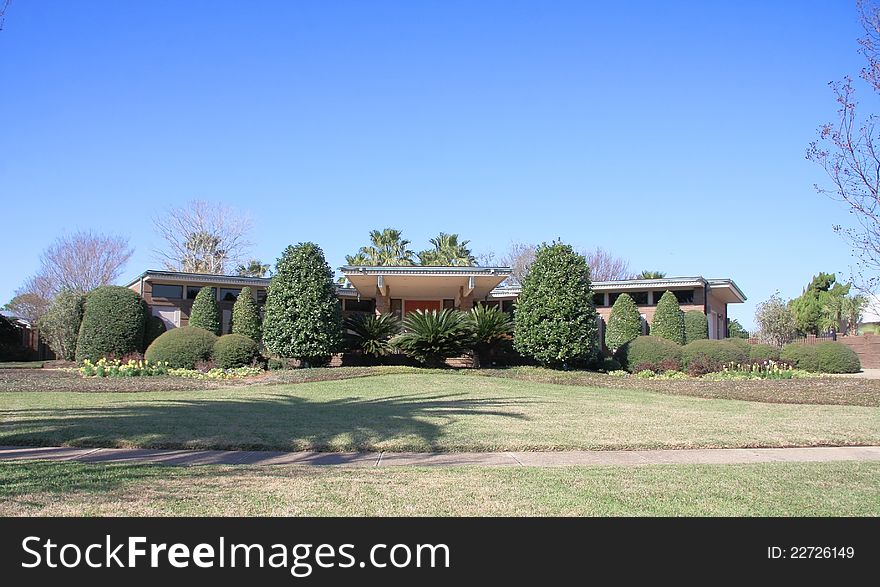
[636,270,666,280]
[349,228,415,266]
[418,233,476,266]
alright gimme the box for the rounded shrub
[143,315,167,349]
[651,291,685,345]
[815,341,860,374]
[617,336,683,373]
[145,326,218,369]
[76,286,148,362]
[214,333,261,368]
[189,287,221,335]
[780,342,820,372]
[682,339,749,367]
[748,343,781,362]
[684,310,708,343]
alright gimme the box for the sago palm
[468,304,513,366]
[392,308,474,366]
[343,313,401,357]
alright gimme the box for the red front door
[404,300,442,314]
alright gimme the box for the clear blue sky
[0,1,871,329]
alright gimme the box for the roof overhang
[126,270,271,289]
[706,279,747,303]
[341,266,511,300]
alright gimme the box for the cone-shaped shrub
[513,242,599,367]
[75,286,148,362]
[263,242,343,364]
[232,286,262,341]
[189,287,221,335]
[605,293,641,352]
[684,310,708,343]
[651,291,685,345]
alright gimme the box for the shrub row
[145,327,260,369]
[780,341,860,373]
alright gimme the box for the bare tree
[38,231,133,293]
[498,242,537,285]
[582,246,634,281]
[808,1,880,293]
[154,200,253,274]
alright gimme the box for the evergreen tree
[75,286,148,362]
[37,288,85,361]
[189,287,221,335]
[513,242,599,367]
[605,293,641,352]
[263,242,343,364]
[231,286,262,341]
[684,310,709,343]
[651,291,685,345]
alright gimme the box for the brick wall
[838,334,880,369]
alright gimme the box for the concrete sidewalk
[1,445,879,467]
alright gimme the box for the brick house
[128,268,745,340]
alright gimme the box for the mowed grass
[1,374,878,451]
[0,460,876,516]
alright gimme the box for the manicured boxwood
[682,339,749,367]
[213,333,261,368]
[616,336,683,373]
[145,326,218,369]
[684,310,708,343]
[189,287,221,335]
[651,291,685,345]
[75,286,148,362]
[748,343,781,362]
[143,315,167,349]
[779,341,858,373]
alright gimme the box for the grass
[0,361,45,369]
[0,460,876,516]
[1,373,877,451]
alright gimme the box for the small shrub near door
[616,336,683,373]
[213,333,261,368]
[145,326,217,369]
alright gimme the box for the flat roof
[125,270,271,288]
[341,265,512,275]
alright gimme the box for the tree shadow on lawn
[0,392,536,452]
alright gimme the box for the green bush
[232,286,262,341]
[263,243,343,364]
[617,336,683,373]
[468,304,513,366]
[189,287,221,335]
[75,286,148,362]
[682,339,749,367]
[748,343,781,362]
[815,341,860,373]
[605,293,641,352]
[37,288,85,361]
[651,291,685,345]
[143,315,167,349]
[513,242,599,367]
[213,333,261,368]
[392,309,474,366]
[145,326,218,369]
[779,341,858,373]
[344,312,401,357]
[684,310,708,343]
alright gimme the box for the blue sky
[0,1,871,329]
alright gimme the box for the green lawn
[1,373,877,451]
[1,460,876,516]
[0,361,45,369]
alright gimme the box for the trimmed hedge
[145,326,217,369]
[232,286,262,341]
[748,343,781,362]
[682,339,749,367]
[605,293,641,352]
[617,336,683,373]
[143,315,167,349]
[213,333,260,368]
[75,286,148,362]
[189,287,221,335]
[651,291,685,345]
[684,310,708,343]
[780,341,861,373]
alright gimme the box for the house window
[674,290,695,305]
[151,284,183,299]
[256,289,267,305]
[186,286,202,300]
[478,300,500,309]
[345,298,375,313]
[630,291,649,305]
[219,288,241,302]
[501,300,515,313]
[443,299,455,309]
[652,291,667,305]
[593,293,605,307]
[608,292,620,306]
[390,299,402,318]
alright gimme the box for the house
[128,268,745,340]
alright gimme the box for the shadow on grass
[0,391,536,452]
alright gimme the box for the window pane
[256,289,267,304]
[443,299,455,309]
[345,298,375,312]
[608,292,620,306]
[501,300,515,313]
[653,291,666,305]
[152,284,182,299]
[219,288,241,302]
[593,293,605,307]
[186,286,202,300]
[630,291,649,305]
[674,290,695,305]
[390,299,402,318]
